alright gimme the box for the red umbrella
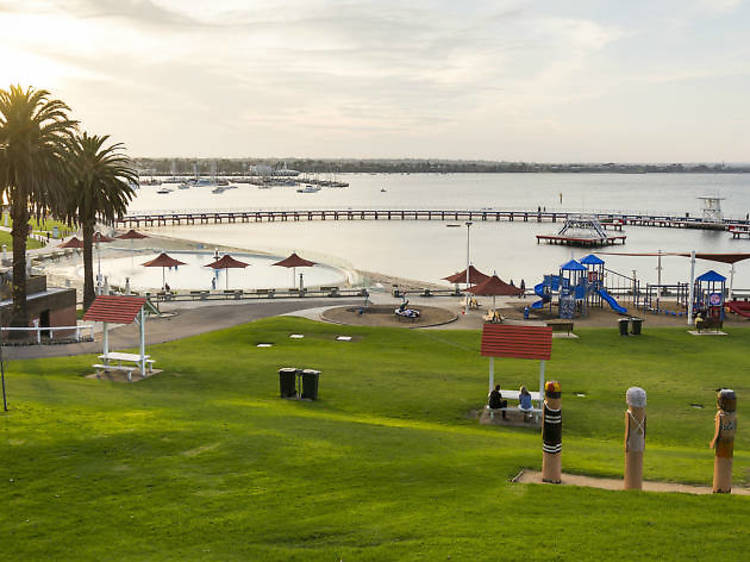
[467,274,523,310]
[204,254,250,290]
[142,252,186,289]
[59,236,84,249]
[443,265,490,285]
[93,231,115,243]
[116,229,149,240]
[272,252,316,289]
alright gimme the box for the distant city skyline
[1,1,748,161]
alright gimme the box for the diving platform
[537,214,627,247]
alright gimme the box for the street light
[465,221,473,314]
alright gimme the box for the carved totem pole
[542,380,562,483]
[711,388,737,494]
[624,387,647,490]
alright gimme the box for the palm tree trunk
[9,202,29,330]
[82,221,95,310]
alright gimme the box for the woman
[518,386,533,411]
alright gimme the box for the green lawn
[2,319,749,560]
[0,230,43,250]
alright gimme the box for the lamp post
[465,221,473,315]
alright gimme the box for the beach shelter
[443,265,490,291]
[142,252,186,289]
[204,254,250,289]
[272,252,316,289]
[467,274,523,310]
[481,323,553,408]
[83,295,149,380]
[59,236,84,249]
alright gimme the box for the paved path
[4,298,362,360]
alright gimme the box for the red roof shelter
[84,295,150,380]
[481,323,553,408]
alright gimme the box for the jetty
[116,209,750,232]
[537,214,627,247]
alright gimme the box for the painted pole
[687,250,696,325]
[711,389,737,493]
[624,387,647,490]
[542,380,562,483]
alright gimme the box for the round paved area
[321,304,457,328]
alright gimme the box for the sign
[709,292,723,306]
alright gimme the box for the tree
[0,85,77,328]
[65,132,136,309]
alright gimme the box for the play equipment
[726,300,750,318]
[530,254,627,318]
[624,387,647,490]
[394,298,420,319]
[692,270,726,325]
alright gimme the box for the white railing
[0,324,95,344]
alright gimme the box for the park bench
[223,289,243,299]
[546,319,574,335]
[93,363,136,381]
[256,289,275,297]
[483,390,542,425]
[190,290,209,300]
[320,286,340,296]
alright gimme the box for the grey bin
[301,369,321,400]
[279,367,298,398]
[618,318,629,336]
[630,317,643,336]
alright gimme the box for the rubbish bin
[301,369,320,400]
[279,367,298,398]
[618,318,629,336]
[630,317,643,336]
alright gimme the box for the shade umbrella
[204,254,250,290]
[272,252,316,289]
[467,274,523,310]
[443,265,490,285]
[59,236,84,249]
[93,231,115,289]
[142,252,186,290]
[117,229,149,271]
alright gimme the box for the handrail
[0,324,95,344]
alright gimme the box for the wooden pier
[536,234,626,246]
[116,209,749,232]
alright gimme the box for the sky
[0,0,748,161]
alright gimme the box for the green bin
[301,369,320,400]
[279,367,298,398]
[630,317,643,336]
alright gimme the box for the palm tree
[0,85,77,328]
[65,132,137,309]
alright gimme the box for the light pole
[465,221,473,314]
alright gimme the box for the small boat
[296,185,321,193]
[380,188,387,192]
[156,187,173,194]
[212,186,226,194]
[178,182,191,190]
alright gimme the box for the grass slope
[2,318,749,560]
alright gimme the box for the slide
[726,301,750,318]
[598,288,627,315]
[531,281,551,309]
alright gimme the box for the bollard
[711,389,737,493]
[624,387,647,490]
[542,380,562,483]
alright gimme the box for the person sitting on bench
[518,386,533,411]
[488,385,508,419]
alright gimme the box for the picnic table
[485,390,543,424]
[95,352,154,382]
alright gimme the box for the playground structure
[530,254,628,319]
[692,270,726,325]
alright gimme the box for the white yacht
[296,185,321,193]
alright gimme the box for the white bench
[93,363,137,382]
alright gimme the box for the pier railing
[116,208,749,231]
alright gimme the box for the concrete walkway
[4,298,362,360]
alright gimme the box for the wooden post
[711,389,737,493]
[624,387,647,490]
[542,380,562,483]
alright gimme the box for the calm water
[126,174,750,289]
